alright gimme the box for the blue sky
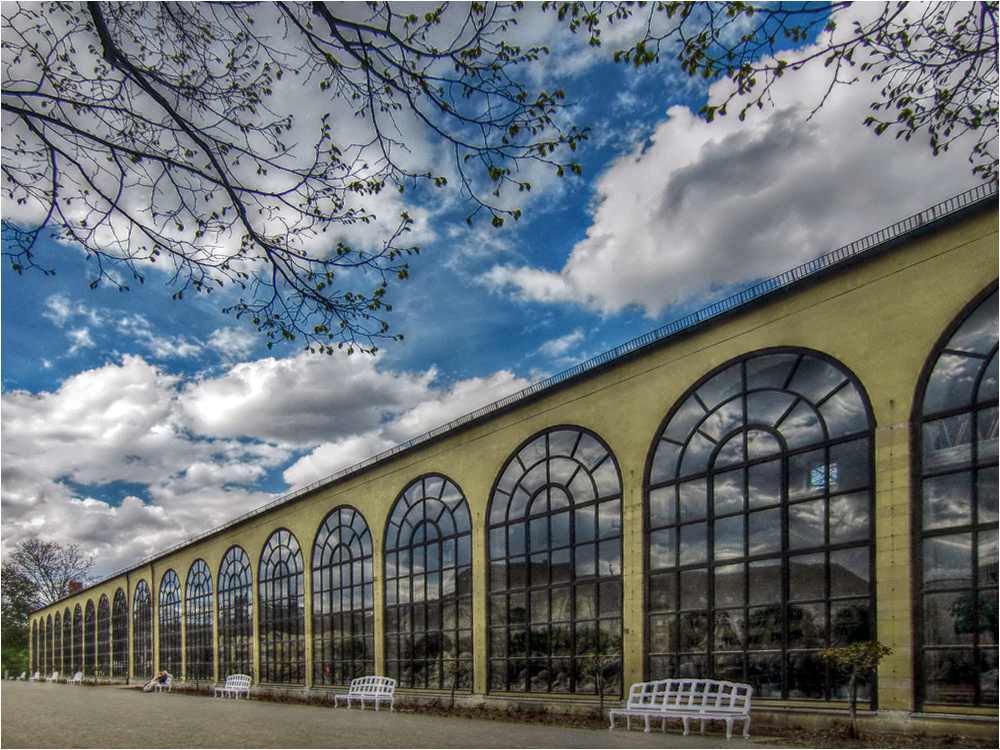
[1,2,988,578]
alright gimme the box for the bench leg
[681,717,691,737]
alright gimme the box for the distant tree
[4,539,95,607]
[548,1,998,182]
[0,563,38,674]
[2,2,587,354]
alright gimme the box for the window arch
[914,285,998,708]
[31,620,38,673]
[84,600,96,675]
[646,349,875,701]
[218,546,254,679]
[158,571,182,676]
[488,428,624,695]
[112,588,128,678]
[133,580,153,679]
[385,475,473,690]
[258,529,305,683]
[54,611,62,675]
[62,608,72,675]
[72,604,83,674]
[185,560,214,681]
[312,506,375,685]
[97,595,111,677]
[45,614,53,675]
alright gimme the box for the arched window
[647,349,875,702]
[72,604,83,674]
[31,620,38,673]
[218,546,254,679]
[112,588,129,678]
[385,475,473,691]
[84,600,96,675]
[914,286,998,708]
[45,615,53,674]
[54,611,62,675]
[185,560,214,681]
[62,608,72,675]
[258,529,305,683]
[158,570,182,676]
[97,595,111,677]
[488,428,623,695]
[312,507,374,685]
[133,581,153,679]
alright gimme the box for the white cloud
[480,5,985,317]
[539,330,586,358]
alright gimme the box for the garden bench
[609,678,752,740]
[153,673,172,692]
[67,672,83,685]
[333,676,396,711]
[44,671,59,683]
[27,671,41,681]
[14,671,26,680]
[214,673,252,699]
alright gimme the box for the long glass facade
[258,529,305,683]
[133,581,153,679]
[62,608,72,675]
[646,350,875,701]
[385,476,473,690]
[488,428,623,695]
[218,546,254,679]
[53,612,62,675]
[158,570,183,676]
[84,600,96,675]
[112,588,129,678]
[312,507,375,686]
[97,595,111,677]
[185,560,214,681]
[72,604,83,674]
[915,287,999,708]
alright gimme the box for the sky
[1,2,990,580]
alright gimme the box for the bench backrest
[348,675,396,694]
[625,679,752,712]
[225,674,252,688]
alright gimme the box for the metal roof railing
[80,182,996,593]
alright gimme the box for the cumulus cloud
[480,5,984,317]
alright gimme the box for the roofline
[36,182,998,610]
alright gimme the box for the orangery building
[28,185,998,736]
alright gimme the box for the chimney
[68,581,83,594]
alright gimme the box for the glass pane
[788,500,825,550]
[978,528,998,586]
[713,469,745,516]
[978,352,998,403]
[978,466,999,524]
[747,429,783,460]
[679,523,708,565]
[747,390,797,429]
[789,604,826,649]
[714,563,745,607]
[923,591,976,646]
[748,460,781,509]
[748,560,781,605]
[714,432,745,468]
[713,610,746,651]
[789,553,825,601]
[748,509,781,555]
[679,613,709,653]
[648,615,674,653]
[924,353,983,414]
[978,406,998,462]
[648,486,674,528]
[679,479,707,522]
[923,534,973,590]
[829,492,870,544]
[780,401,825,449]
[649,529,676,571]
[830,547,869,598]
[748,652,782,697]
[714,515,745,560]
[923,649,977,705]
[923,415,974,472]
[575,585,596,620]
[923,472,973,530]
[679,569,708,610]
[828,439,869,492]
[831,600,870,643]
[747,609,782,650]
[789,449,825,500]
[648,573,676,613]
[819,383,869,437]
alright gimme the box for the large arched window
[647,349,875,702]
[133,580,153,679]
[62,608,72,675]
[54,611,62,675]
[385,475,473,691]
[488,428,624,695]
[218,546,254,679]
[97,595,110,677]
[72,604,83,674]
[158,571,183,676]
[45,615,53,674]
[185,560,214,681]
[32,620,38,673]
[112,588,129,678]
[313,507,375,685]
[258,529,305,683]
[84,600,96,675]
[914,286,998,709]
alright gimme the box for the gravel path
[2,680,788,749]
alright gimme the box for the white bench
[214,673,252,699]
[27,671,41,681]
[67,671,83,685]
[44,671,59,683]
[333,676,396,711]
[153,673,172,693]
[609,678,752,740]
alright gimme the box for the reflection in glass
[385,475,472,690]
[132,581,153,679]
[158,570,182,677]
[84,599,96,676]
[185,560,214,681]
[647,350,874,701]
[313,507,374,686]
[488,427,622,695]
[97,595,111,678]
[218,546,254,679]
[258,530,305,684]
